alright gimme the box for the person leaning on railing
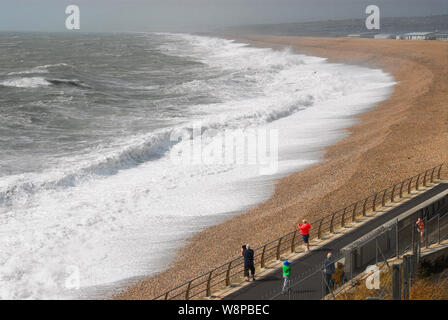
[297,219,311,252]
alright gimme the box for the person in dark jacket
[324,252,335,294]
[242,244,255,281]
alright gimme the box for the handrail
[273,196,448,300]
[153,163,445,300]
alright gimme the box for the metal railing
[153,163,445,300]
[264,188,448,300]
[340,191,448,284]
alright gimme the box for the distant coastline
[219,14,448,38]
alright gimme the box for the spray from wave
[6,63,70,76]
[1,77,51,88]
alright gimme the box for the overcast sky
[1,0,447,32]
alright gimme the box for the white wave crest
[7,63,69,76]
[0,77,51,88]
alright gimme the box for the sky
[0,0,447,32]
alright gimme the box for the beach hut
[434,32,448,41]
[401,32,436,40]
[373,34,396,39]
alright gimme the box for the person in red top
[416,218,425,244]
[298,219,311,252]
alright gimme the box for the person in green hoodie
[282,260,293,294]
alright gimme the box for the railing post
[330,212,336,233]
[408,177,413,194]
[396,219,400,258]
[392,264,401,300]
[399,181,405,198]
[415,174,421,191]
[438,214,441,244]
[437,164,443,179]
[403,255,410,300]
[431,167,436,182]
[391,184,397,202]
[291,230,297,253]
[164,292,169,300]
[276,237,283,260]
[318,218,324,239]
[341,207,346,227]
[382,189,387,207]
[373,193,378,211]
[225,261,232,286]
[411,221,415,252]
[185,280,193,300]
[418,240,421,264]
[362,198,368,216]
[206,271,213,297]
[375,237,379,265]
[352,202,358,222]
[423,170,428,187]
[261,244,267,268]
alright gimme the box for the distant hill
[221,15,448,37]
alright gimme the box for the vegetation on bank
[336,258,448,300]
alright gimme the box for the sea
[0,31,395,299]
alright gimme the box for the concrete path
[223,182,448,300]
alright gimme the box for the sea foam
[1,76,51,88]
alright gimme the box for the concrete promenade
[222,183,448,300]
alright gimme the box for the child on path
[282,260,293,294]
